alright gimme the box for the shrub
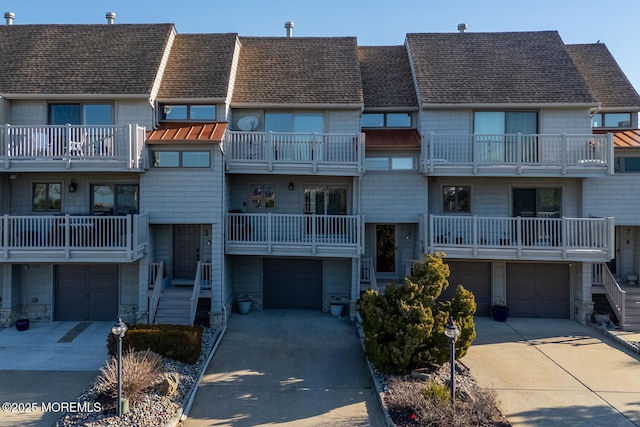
[422,381,450,403]
[94,349,162,401]
[359,253,476,374]
[107,323,203,364]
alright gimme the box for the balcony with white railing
[0,214,148,262]
[0,124,147,171]
[225,131,364,175]
[226,212,362,257]
[426,214,614,262]
[423,133,613,177]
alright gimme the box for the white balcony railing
[226,212,361,256]
[225,131,363,174]
[428,214,614,261]
[424,133,613,175]
[0,124,146,170]
[1,214,148,260]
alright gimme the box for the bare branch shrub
[94,349,162,402]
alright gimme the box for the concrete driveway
[463,317,640,427]
[183,310,386,427]
[0,321,112,427]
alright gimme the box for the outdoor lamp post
[111,317,128,416]
[444,317,460,404]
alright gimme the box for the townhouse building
[1,15,638,329]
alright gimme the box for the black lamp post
[111,317,128,416]
[444,317,460,404]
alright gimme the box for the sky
[3,0,640,92]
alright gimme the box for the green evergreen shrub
[107,323,203,364]
[359,253,476,374]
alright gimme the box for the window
[161,104,216,121]
[304,186,347,215]
[365,156,417,171]
[265,112,324,133]
[250,184,275,209]
[614,157,640,173]
[474,111,538,134]
[443,186,470,213]
[592,113,631,128]
[32,183,61,212]
[152,151,210,168]
[49,103,113,125]
[361,113,411,128]
[513,188,561,218]
[91,184,139,215]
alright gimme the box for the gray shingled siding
[360,171,426,223]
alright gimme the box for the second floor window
[265,112,324,133]
[443,186,470,213]
[152,151,211,168]
[91,184,139,215]
[474,111,538,135]
[49,103,113,125]
[361,112,412,128]
[250,184,276,209]
[161,104,216,121]
[33,183,61,212]
[592,112,631,128]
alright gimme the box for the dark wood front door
[174,224,200,280]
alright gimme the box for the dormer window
[592,112,631,128]
[361,112,412,128]
[161,104,216,121]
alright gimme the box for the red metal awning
[364,129,421,151]
[146,122,227,143]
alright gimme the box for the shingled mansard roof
[0,24,174,96]
[406,31,598,107]
[158,33,238,100]
[232,37,363,106]
[357,45,418,109]
[566,43,640,110]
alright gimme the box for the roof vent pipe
[285,21,294,38]
[106,12,116,25]
[4,12,15,25]
[458,23,467,33]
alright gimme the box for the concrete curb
[354,321,396,427]
[588,321,640,356]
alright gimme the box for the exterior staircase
[622,286,640,332]
[153,286,193,325]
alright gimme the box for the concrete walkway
[183,310,386,427]
[463,317,640,427]
[0,321,112,427]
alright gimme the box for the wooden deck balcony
[225,212,362,257]
[423,133,613,177]
[426,214,614,262]
[0,124,147,171]
[224,131,364,175]
[0,214,148,262]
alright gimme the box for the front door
[376,225,396,275]
[173,224,200,280]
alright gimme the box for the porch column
[0,264,18,327]
[350,257,360,321]
[573,262,594,324]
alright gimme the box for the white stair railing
[148,261,164,324]
[594,263,626,328]
[360,257,378,292]
[189,262,204,325]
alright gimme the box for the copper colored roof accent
[146,122,227,143]
[612,129,640,148]
[364,129,421,150]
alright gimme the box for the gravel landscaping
[55,327,217,427]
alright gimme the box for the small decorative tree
[359,253,476,374]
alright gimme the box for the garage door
[506,263,570,318]
[439,261,492,317]
[263,259,322,310]
[55,264,119,321]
